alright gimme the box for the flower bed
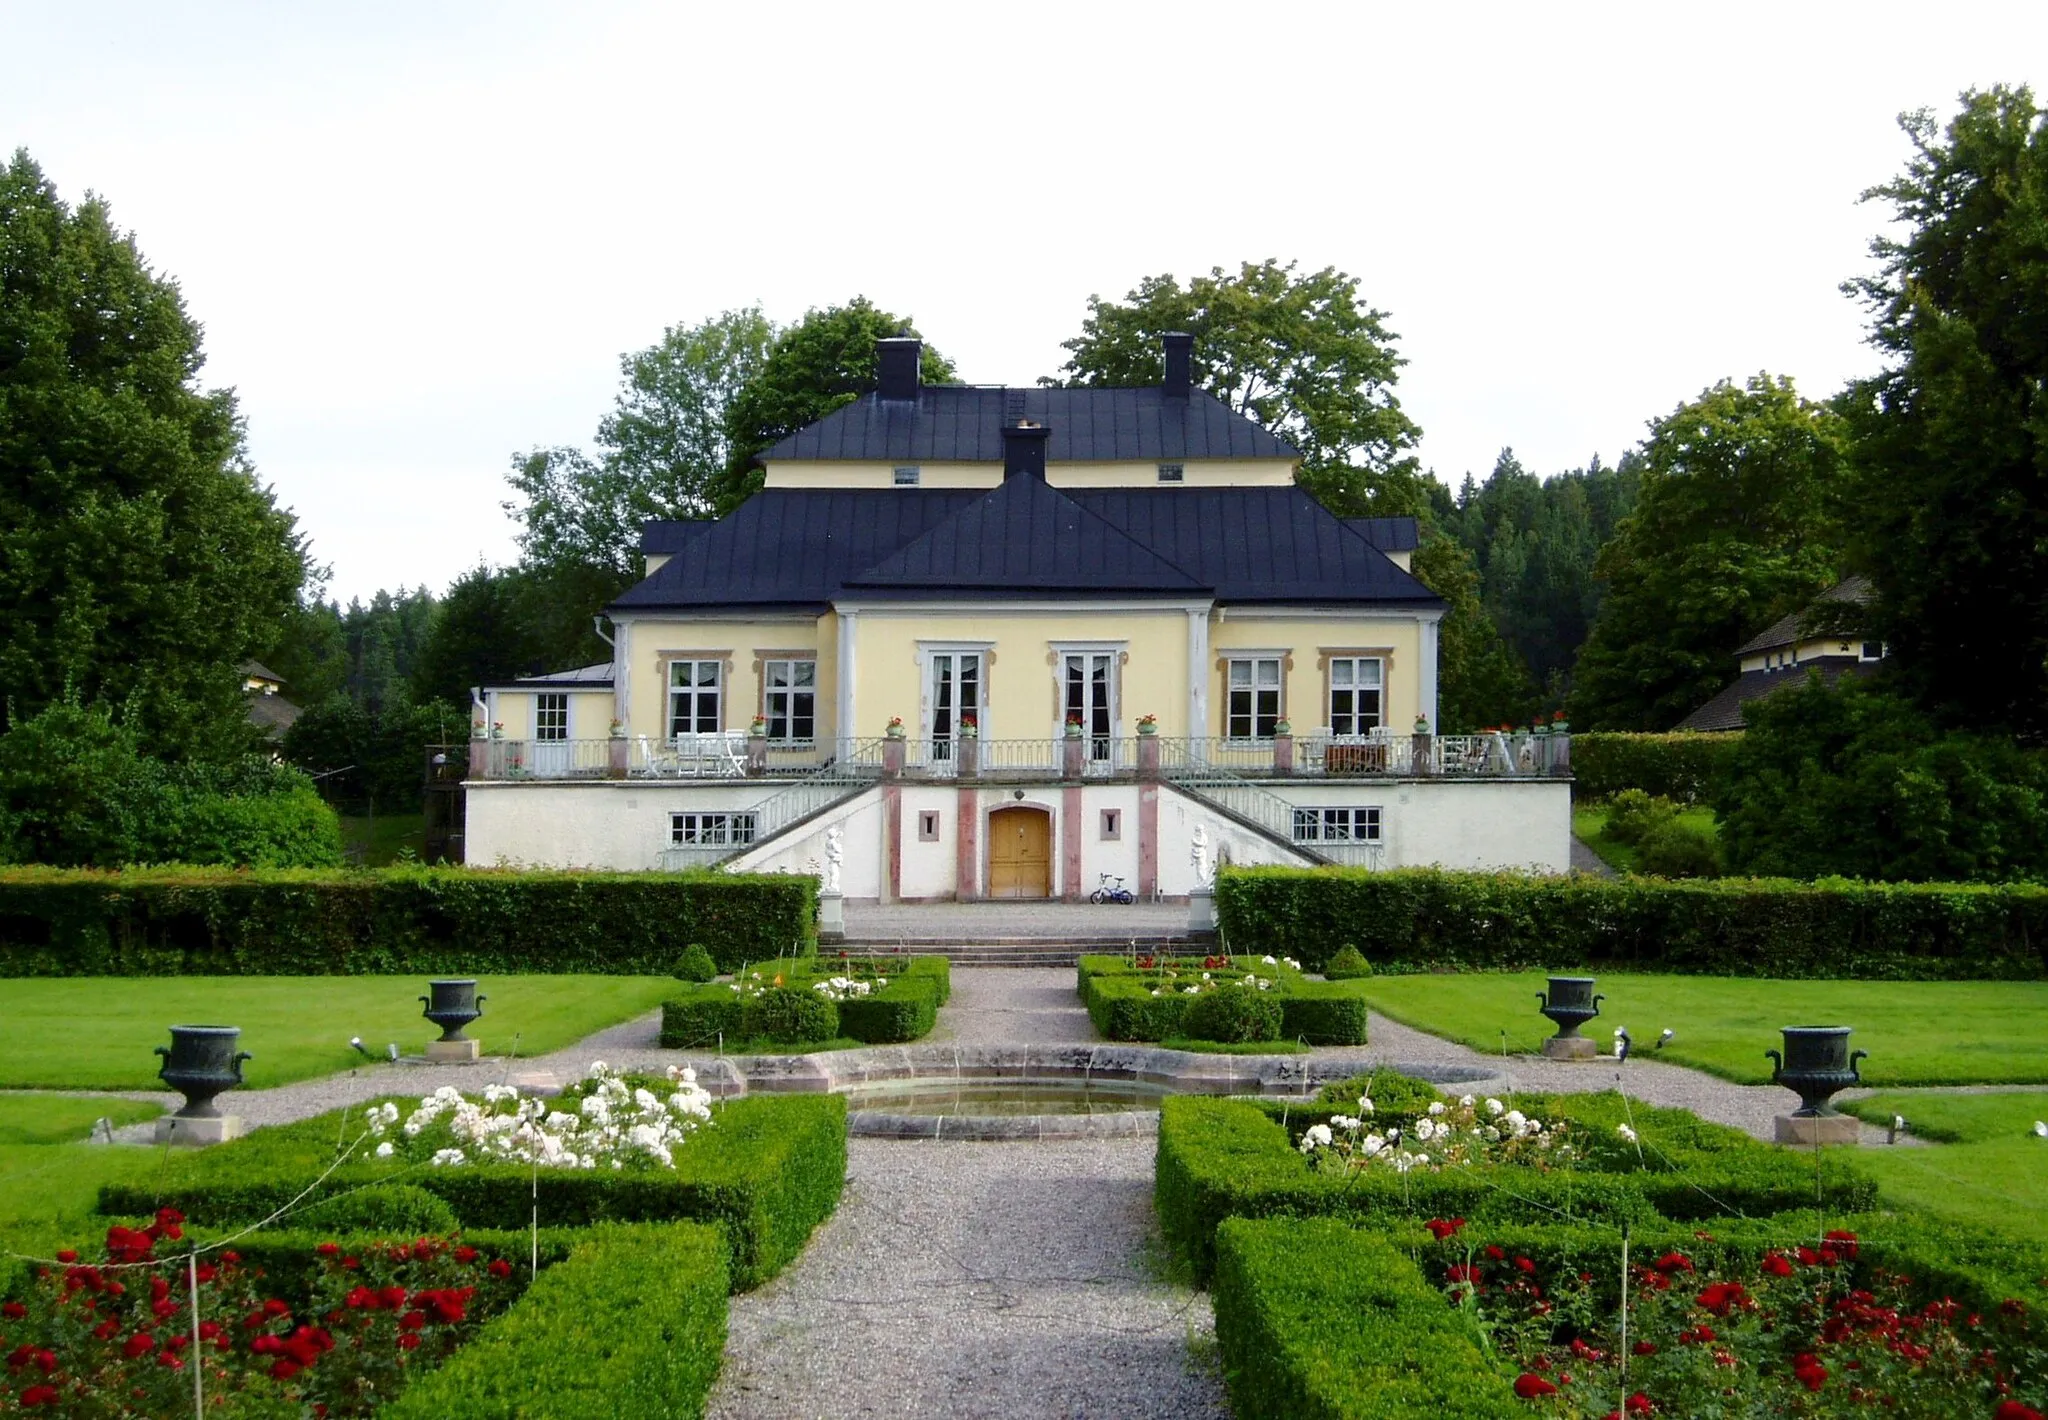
[1075,954,1371,1045]
[102,1085,846,1292]
[660,955,949,1049]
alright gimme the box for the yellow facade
[1210,614,1425,736]
[619,615,830,740]
[760,458,1297,490]
[762,461,999,489]
[1739,636,1878,674]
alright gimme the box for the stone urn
[155,1025,251,1120]
[1536,976,1603,1060]
[421,979,486,1060]
[1766,1026,1866,1117]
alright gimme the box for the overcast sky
[5,2,2042,603]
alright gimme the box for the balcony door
[532,692,571,777]
[1062,651,1115,764]
[927,651,982,762]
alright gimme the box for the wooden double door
[987,806,1052,899]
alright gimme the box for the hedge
[103,1093,847,1291]
[1571,731,1744,803]
[1215,866,2048,977]
[0,865,817,975]
[660,958,948,1048]
[1213,1218,1522,1420]
[1077,956,1370,1045]
[1155,1094,1875,1284]
[384,1223,728,1420]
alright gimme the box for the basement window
[1100,809,1122,841]
[1292,807,1382,843]
[670,812,757,847]
[1157,463,1184,483]
[919,810,941,842]
[894,465,921,486]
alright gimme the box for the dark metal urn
[1536,975,1604,1041]
[1766,1026,1867,1117]
[154,1026,251,1119]
[421,979,485,1043]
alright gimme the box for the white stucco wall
[1257,778,1570,873]
[464,781,843,873]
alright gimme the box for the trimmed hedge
[1216,866,2048,977]
[103,1093,847,1291]
[1213,1217,1521,1420]
[660,958,948,1048]
[1077,956,1370,1045]
[1277,984,1371,1046]
[384,1223,728,1420]
[1156,1094,1876,1284]
[1572,731,1744,803]
[0,866,818,975]
[835,978,939,1044]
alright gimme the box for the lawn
[340,812,427,865]
[0,1099,169,1260]
[1572,803,1719,874]
[1834,1091,2048,1245]
[0,974,680,1090]
[0,1094,161,1145]
[1359,971,2048,1086]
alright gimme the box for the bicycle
[1090,873,1135,905]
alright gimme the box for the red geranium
[1513,1372,1559,1398]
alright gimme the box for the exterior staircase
[664,772,875,870]
[1162,766,1383,868]
[825,934,1200,968]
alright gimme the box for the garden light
[1614,1027,1632,1062]
[350,1036,371,1056]
[2034,1120,2047,1139]
[1656,1028,1675,1049]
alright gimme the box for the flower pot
[421,979,486,1043]
[155,1026,251,1120]
[1535,975,1603,1041]
[1766,1026,1866,1117]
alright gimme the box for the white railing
[468,736,889,782]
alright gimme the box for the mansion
[464,335,1571,898]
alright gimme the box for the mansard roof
[610,483,1441,612]
[757,385,1299,464]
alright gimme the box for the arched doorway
[987,805,1052,899]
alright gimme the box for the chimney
[1002,421,1050,481]
[1162,332,1193,399]
[877,337,922,403]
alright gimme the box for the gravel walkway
[1570,835,1617,876]
[845,902,1190,939]
[930,967,1098,1044]
[706,1136,1225,1420]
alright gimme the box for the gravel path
[1570,835,1617,876]
[929,967,1098,1044]
[706,1136,1225,1420]
[845,902,1190,939]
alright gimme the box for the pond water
[839,1079,1174,1116]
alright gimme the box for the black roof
[1673,659,1877,732]
[642,520,714,555]
[1344,517,1419,553]
[611,481,1440,611]
[757,386,1299,464]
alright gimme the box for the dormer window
[894,465,920,486]
[1157,463,1184,483]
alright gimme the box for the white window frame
[669,811,757,847]
[534,692,569,742]
[667,659,724,739]
[1292,806,1383,844]
[1052,641,1124,761]
[1328,656,1384,738]
[918,642,992,754]
[1157,462,1184,483]
[894,465,920,486]
[1224,654,1284,741]
[762,658,817,744]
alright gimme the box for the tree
[710,297,955,513]
[506,307,774,577]
[1844,86,2048,739]
[1570,376,1848,731]
[266,587,441,712]
[1053,259,1428,514]
[1413,533,1540,730]
[0,151,310,759]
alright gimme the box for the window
[1157,463,1184,483]
[928,651,982,754]
[1100,808,1122,841]
[669,812,756,847]
[1329,657,1383,736]
[894,465,920,486]
[1292,807,1382,843]
[1226,657,1282,739]
[1063,651,1116,761]
[919,810,941,842]
[534,692,568,742]
[668,660,722,738]
[1860,641,1884,662]
[763,658,816,743]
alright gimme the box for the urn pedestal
[1536,976,1603,1060]
[818,890,846,942]
[154,1025,250,1146]
[1188,886,1216,935]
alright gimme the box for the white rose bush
[1297,1094,1576,1174]
[373,1062,715,1172]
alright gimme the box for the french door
[928,652,982,761]
[1063,652,1115,764]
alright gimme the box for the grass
[1360,971,2048,1086]
[1841,1090,2048,1144]
[0,975,681,1090]
[0,1143,166,1258]
[1832,1091,2048,1245]
[0,1095,161,1146]
[1571,803,1718,874]
[1159,1037,1311,1055]
[339,812,426,865]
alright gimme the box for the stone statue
[823,826,844,895]
[1191,822,1212,887]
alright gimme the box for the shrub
[1182,984,1283,1043]
[659,991,745,1048]
[1314,1071,1440,1112]
[1634,818,1722,877]
[104,1093,848,1291]
[672,943,718,982]
[834,977,938,1044]
[1323,944,1372,979]
[1214,865,2048,978]
[1571,731,1743,803]
[291,1184,458,1236]
[1213,1217,1522,1420]
[1603,787,1679,845]
[384,1223,728,1420]
[749,986,838,1044]
[0,865,816,975]
[1276,982,1370,1045]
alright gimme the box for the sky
[4,2,2043,604]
